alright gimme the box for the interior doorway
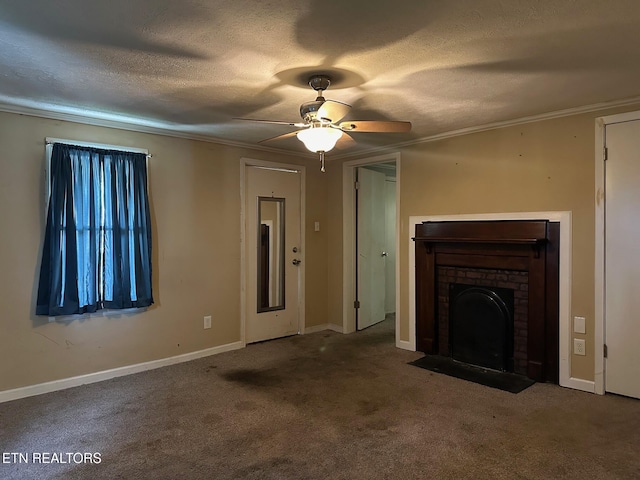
[356,164,397,330]
[342,154,400,341]
[241,159,306,344]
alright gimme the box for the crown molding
[0,98,316,159]
[2,95,640,162]
[331,95,640,160]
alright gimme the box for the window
[36,141,153,316]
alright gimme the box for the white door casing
[357,167,386,330]
[603,119,640,399]
[384,178,397,314]
[243,162,303,344]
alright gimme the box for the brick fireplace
[414,220,559,383]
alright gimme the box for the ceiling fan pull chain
[319,152,325,173]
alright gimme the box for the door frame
[240,157,306,346]
[594,110,640,395]
[342,152,401,343]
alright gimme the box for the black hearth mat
[409,356,535,394]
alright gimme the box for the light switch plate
[574,316,586,334]
[314,221,320,232]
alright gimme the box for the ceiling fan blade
[339,120,412,133]
[258,130,301,144]
[317,100,352,123]
[234,117,307,127]
[335,132,356,150]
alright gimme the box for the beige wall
[326,165,345,327]
[400,115,598,381]
[0,112,327,392]
[327,103,640,383]
[3,101,638,393]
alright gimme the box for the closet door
[605,119,640,398]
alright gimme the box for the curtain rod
[45,138,152,158]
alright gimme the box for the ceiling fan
[235,75,411,172]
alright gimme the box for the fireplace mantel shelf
[412,236,548,246]
[414,220,550,245]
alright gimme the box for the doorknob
[381,251,388,257]
[292,259,301,266]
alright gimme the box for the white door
[245,166,302,343]
[605,119,640,398]
[357,167,386,330]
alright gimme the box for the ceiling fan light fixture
[296,126,343,153]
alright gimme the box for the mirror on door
[257,197,285,312]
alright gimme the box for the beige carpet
[1,317,639,479]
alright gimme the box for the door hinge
[354,300,360,309]
[604,147,608,161]
[354,181,360,190]
[604,344,608,358]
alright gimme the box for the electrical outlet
[574,338,586,356]
[204,315,212,329]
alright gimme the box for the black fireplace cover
[449,284,514,372]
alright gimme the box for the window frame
[43,137,151,321]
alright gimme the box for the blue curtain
[36,143,153,316]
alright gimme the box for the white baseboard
[303,324,330,334]
[561,377,596,394]
[304,323,344,334]
[327,323,343,333]
[0,341,244,404]
[396,340,416,351]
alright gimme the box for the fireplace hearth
[413,220,560,383]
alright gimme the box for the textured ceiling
[2,0,640,156]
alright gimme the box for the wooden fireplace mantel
[413,220,559,383]
[414,220,549,244]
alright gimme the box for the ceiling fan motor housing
[300,76,333,122]
[300,100,325,122]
